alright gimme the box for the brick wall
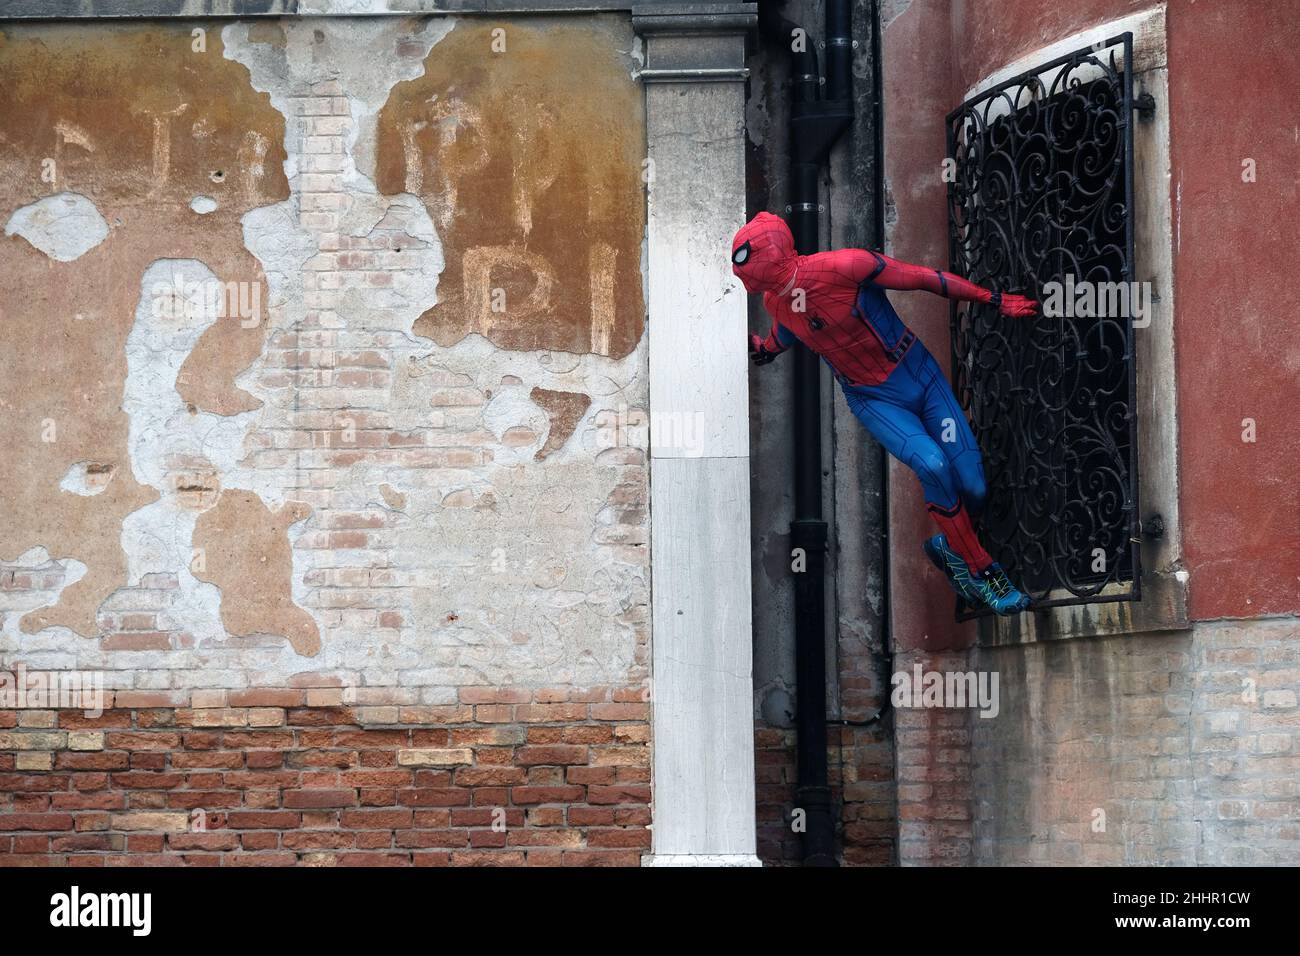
[835,584,897,866]
[837,725,897,866]
[754,720,896,866]
[758,580,1299,869]
[954,619,1298,865]
[0,685,650,866]
[0,19,652,869]
[753,721,797,863]
[893,649,974,866]
[887,621,1300,865]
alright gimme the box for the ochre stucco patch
[374,18,646,359]
[0,23,289,637]
[192,491,320,657]
[530,387,592,460]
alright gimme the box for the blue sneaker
[922,534,979,604]
[969,563,1032,616]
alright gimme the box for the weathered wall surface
[374,19,645,359]
[1160,0,1300,621]
[898,619,1300,866]
[884,0,1300,635]
[882,0,1300,866]
[0,23,289,643]
[0,691,653,866]
[969,619,1300,866]
[0,14,653,865]
[0,15,649,693]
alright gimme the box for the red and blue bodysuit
[733,212,1038,614]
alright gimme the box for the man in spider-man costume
[733,211,1038,615]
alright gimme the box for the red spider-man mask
[731,212,797,295]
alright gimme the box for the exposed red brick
[588,703,648,721]
[228,690,306,708]
[0,694,651,865]
[340,808,412,829]
[453,767,526,787]
[459,687,531,705]
[241,832,280,851]
[101,632,173,652]
[566,766,617,786]
[560,849,641,867]
[283,789,357,809]
[586,785,650,806]
[516,745,587,766]
[510,786,585,805]
[56,752,129,771]
[226,811,300,830]
[0,813,75,831]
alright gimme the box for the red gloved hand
[749,332,777,366]
[995,292,1040,318]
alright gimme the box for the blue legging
[839,341,986,517]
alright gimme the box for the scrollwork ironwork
[945,34,1140,615]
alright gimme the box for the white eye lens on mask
[732,241,751,265]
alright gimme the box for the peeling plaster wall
[0,22,288,643]
[0,15,650,699]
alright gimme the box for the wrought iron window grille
[945,33,1140,618]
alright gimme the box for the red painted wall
[1161,0,1300,619]
[883,0,1300,648]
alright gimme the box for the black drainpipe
[871,0,894,721]
[759,0,854,868]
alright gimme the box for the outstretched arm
[820,248,1040,318]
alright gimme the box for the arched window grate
[945,33,1141,616]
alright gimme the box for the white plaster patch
[482,387,547,462]
[221,19,459,663]
[112,259,265,646]
[59,461,115,496]
[124,260,259,493]
[0,551,87,647]
[4,192,109,262]
[190,196,219,214]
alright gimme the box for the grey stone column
[634,1,761,866]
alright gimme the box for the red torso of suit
[761,249,915,387]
